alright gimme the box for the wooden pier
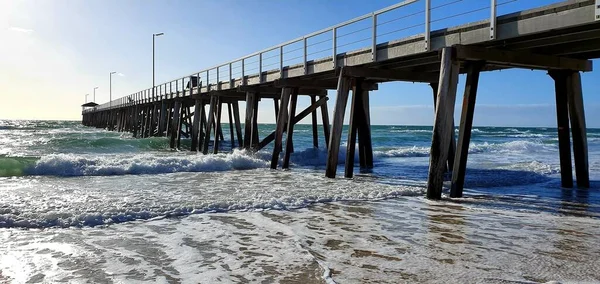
[83,0,598,199]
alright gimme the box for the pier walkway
[82,0,598,199]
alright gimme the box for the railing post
[372,13,377,61]
[425,0,431,51]
[280,46,284,79]
[259,53,263,83]
[303,37,307,75]
[229,63,232,85]
[242,58,245,85]
[206,70,210,91]
[490,0,497,40]
[332,28,337,69]
[216,67,220,90]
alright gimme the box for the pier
[82,0,596,199]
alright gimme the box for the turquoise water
[0,120,599,283]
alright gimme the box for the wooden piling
[282,88,299,169]
[170,101,182,149]
[548,70,574,188]
[244,92,255,149]
[228,103,235,149]
[450,61,483,198]
[232,102,244,148]
[345,80,361,178]
[566,72,590,188]
[214,98,223,154]
[325,71,352,178]
[427,47,460,200]
[251,94,260,149]
[202,95,217,154]
[191,99,202,151]
[320,94,331,149]
[357,85,373,169]
[310,95,319,148]
[271,88,292,169]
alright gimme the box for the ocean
[0,119,599,283]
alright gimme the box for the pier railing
[85,0,551,113]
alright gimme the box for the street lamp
[153,32,164,98]
[93,87,98,102]
[110,71,116,108]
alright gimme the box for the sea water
[0,120,599,283]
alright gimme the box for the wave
[0,151,268,177]
[469,140,554,154]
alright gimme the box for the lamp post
[93,87,98,102]
[153,32,164,98]
[110,72,116,108]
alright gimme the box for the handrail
[85,0,509,113]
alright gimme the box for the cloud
[9,26,34,34]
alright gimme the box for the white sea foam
[27,150,269,177]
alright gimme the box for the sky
[1,0,599,127]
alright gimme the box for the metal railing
[85,0,537,113]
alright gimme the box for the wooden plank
[450,61,483,198]
[232,102,243,148]
[548,70,574,188]
[213,98,223,154]
[271,88,292,169]
[345,79,362,178]
[191,99,202,151]
[325,71,352,178]
[320,94,331,149]
[454,45,593,72]
[283,89,299,169]
[202,95,217,154]
[228,103,235,149]
[311,95,319,148]
[341,65,439,83]
[567,72,590,188]
[427,47,460,200]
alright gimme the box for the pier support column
[427,47,460,200]
[549,70,574,188]
[232,102,244,148]
[158,102,167,136]
[567,72,590,188]
[213,97,223,154]
[169,100,182,149]
[271,88,292,169]
[320,93,331,149]
[325,69,352,178]
[345,78,374,178]
[202,95,217,154]
[282,88,299,169]
[430,82,456,172]
[357,84,373,170]
[191,98,203,151]
[311,95,319,148]
[228,103,235,149]
[450,61,483,198]
[244,92,256,149]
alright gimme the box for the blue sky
[1,0,598,127]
